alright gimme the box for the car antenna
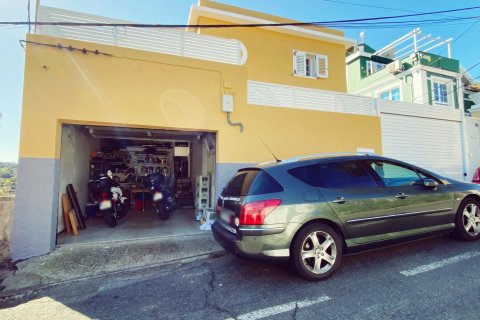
[260,139,281,162]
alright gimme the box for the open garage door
[56,124,217,246]
[379,100,465,181]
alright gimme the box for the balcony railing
[248,81,376,116]
[36,6,247,65]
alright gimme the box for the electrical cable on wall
[19,40,112,56]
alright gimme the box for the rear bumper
[211,221,242,256]
[211,221,293,259]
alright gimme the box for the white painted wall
[190,138,205,187]
[57,125,100,233]
[411,69,428,105]
[466,117,480,180]
[190,136,216,208]
[205,137,216,208]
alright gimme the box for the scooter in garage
[89,170,130,228]
[145,171,177,220]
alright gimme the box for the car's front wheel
[455,197,480,241]
[292,222,342,281]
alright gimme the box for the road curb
[0,250,226,299]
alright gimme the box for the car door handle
[395,193,408,199]
[333,197,347,204]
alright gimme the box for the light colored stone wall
[0,196,14,262]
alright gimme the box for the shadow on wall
[0,196,14,263]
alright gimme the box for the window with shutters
[293,50,328,79]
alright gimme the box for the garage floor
[57,208,207,245]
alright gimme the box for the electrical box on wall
[222,94,234,112]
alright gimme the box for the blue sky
[1,0,480,162]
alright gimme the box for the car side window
[368,161,422,187]
[417,171,443,184]
[289,161,377,189]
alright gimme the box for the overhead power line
[319,0,463,18]
[416,59,480,106]
[3,5,480,29]
[18,39,480,112]
[351,19,480,99]
[27,0,31,33]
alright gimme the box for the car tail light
[101,192,108,200]
[215,205,222,218]
[239,199,282,225]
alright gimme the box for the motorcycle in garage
[145,170,177,220]
[88,170,130,227]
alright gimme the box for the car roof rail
[283,152,378,163]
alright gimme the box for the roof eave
[188,5,356,47]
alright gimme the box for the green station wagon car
[212,154,480,280]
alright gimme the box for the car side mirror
[423,179,438,188]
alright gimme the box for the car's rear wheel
[292,223,342,281]
[455,198,480,241]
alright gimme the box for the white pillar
[458,76,470,181]
[413,29,418,53]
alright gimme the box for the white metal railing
[36,6,247,65]
[247,81,376,116]
[373,28,452,60]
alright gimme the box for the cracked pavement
[1,235,480,319]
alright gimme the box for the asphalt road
[1,234,479,320]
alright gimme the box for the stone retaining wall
[0,196,14,262]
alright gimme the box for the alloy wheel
[463,203,480,236]
[301,231,337,274]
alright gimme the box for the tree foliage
[0,162,17,195]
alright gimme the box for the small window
[368,161,421,187]
[293,50,328,78]
[367,61,386,75]
[289,161,377,189]
[249,171,284,195]
[379,87,401,101]
[432,81,449,105]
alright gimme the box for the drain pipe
[226,112,244,133]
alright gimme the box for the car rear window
[288,161,377,189]
[222,170,283,197]
[222,171,257,197]
[249,171,284,195]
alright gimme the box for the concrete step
[0,233,223,297]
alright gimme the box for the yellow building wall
[19,34,381,164]
[193,0,348,93]
[197,16,348,93]
[197,0,344,37]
